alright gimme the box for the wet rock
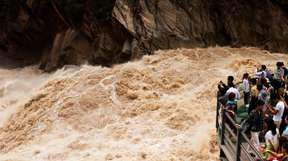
[0,0,288,70]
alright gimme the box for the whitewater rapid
[0,47,287,161]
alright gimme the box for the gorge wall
[0,0,288,71]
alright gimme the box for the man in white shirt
[268,94,285,129]
[242,73,250,107]
[255,65,267,78]
[226,86,241,100]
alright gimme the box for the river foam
[0,47,287,161]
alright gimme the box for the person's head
[275,93,282,101]
[243,73,249,80]
[228,92,236,101]
[261,65,267,71]
[257,84,263,91]
[277,62,282,67]
[277,62,284,68]
[266,118,277,136]
[250,78,257,85]
[279,137,288,152]
[227,76,234,83]
[256,99,265,110]
[283,142,288,154]
[264,81,270,89]
[260,77,267,85]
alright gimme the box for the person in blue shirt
[225,92,237,118]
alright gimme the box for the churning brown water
[0,47,287,161]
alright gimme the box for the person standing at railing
[249,78,259,114]
[256,65,268,79]
[225,93,237,118]
[224,93,238,134]
[268,94,285,129]
[218,76,240,107]
[226,85,241,101]
[274,62,285,82]
[243,73,250,108]
[218,75,235,96]
[273,62,286,96]
[247,100,265,150]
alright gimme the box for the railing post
[220,109,226,145]
[235,126,242,161]
[216,93,220,129]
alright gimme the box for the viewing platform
[216,92,265,161]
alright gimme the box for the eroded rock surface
[0,0,288,70]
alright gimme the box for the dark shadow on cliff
[1,0,288,71]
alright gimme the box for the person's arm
[218,81,227,94]
[222,83,228,90]
[226,110,235,116]
[269,150,283,158]
[268,104,278,115]
[255,71,263,78]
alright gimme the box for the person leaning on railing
[218,76,235,97]
[225,92,238,117]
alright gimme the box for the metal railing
[216,94,265,161]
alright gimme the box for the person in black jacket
[247,99,265,150]
[218,76,235,96]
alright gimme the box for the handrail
[241,131,264,159]
[224,111,239,129]
[225,123,237,139]
[216,93,265,161]
[240,144,258,161]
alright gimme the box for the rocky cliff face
[1,0,288,71]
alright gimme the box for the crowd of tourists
[218,62,288,161]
